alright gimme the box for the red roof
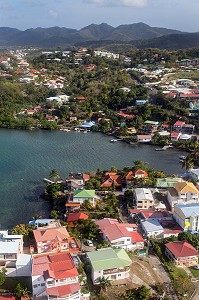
[173,121,185,127]
[126,171,134,180]
[46,282,80,297]
[171,132,181,138]
[130,231,145,243]
[32,252,78,279]
[179,93,199,98]
[67,212,89,222]
[134,169,148,177]
[117,112,135,119]
[165,241,199,258]
[100,172,122,188]
[83,173,90,181]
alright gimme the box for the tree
[49,169,60,180]
[98,276,111,291]
[15,282,30,300]
[136,285,150,300]
[180,156,194,172]
[0,268,7,286]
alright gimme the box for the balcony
[103,267,130,275]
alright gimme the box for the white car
[194,264,199,270]
[86,240,93,247]
[70,240,76,248]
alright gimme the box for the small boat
[179,155,186,160]
[110,139,118,143]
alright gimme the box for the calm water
[0,129,185,229]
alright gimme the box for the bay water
[0,129,185,228]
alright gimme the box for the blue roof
[175,203,199,217]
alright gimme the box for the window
[111,275,116,279]
[127,238,130,241]
[41,283,45,287]
[118,274,121,277]
[33,284,38,288]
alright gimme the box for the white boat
[110,139,118,143]
[179,155,186,160]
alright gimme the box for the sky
[0,0,198,32]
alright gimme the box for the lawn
[189,267,199,278]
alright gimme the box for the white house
[137,135,152,143]
[0,230,31,277]
[135,188,155,209]
[32,252,80,299]
[87,248,132,284]
[167,181,199,209]
[173,203,199,232]
[95,218,144,250]
[141,219,164,238]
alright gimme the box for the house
[135,188,155,209]
[66,212,89,227]
[140,219,164,238]
[66,172,89,190]
[173,121,185,131]
[165,241,199,267]
[135,99,148,106]
[87,248,132,284]
[100,172,122,189]
[95,218,143,250]
[134,169,148,179]
[170,132,181,141]
[167,181,199,209]
[0,230,31,277]
[189,169,199,181]
[72,189,96,206]
[33,223,70,254]
[125,170,148,187]
[144,121,159,133]
[173,203,199,232]
[156,177,184,188]
[32,252,80,299]
[137,135,152,143]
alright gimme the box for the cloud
[48,9,58,18]
[83,0,148,7]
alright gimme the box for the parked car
[86,240,93,247]
[70,240,76,248]
[194,264,199,270]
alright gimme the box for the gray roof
[135,188,154,201]
[141,219,163,232]
[0,240,20,254]
[190,169,199,176]
[16,254,32,266]
[175,203,199,217]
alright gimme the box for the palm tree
[98,276,111,292]
[180,156,194,172]
[49,169,60,180]
[15,283,30,300]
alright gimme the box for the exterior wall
[73,197,95,206]
[136,200,154,209]
[92,267,130,284]
[32,275,46,297]
[47,291,80,300]
[37,241,68,254]
[46,276,79,288]
[167,191,199,209]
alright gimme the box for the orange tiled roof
[33,226,69,243]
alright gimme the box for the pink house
[33,224,70,254]
[95,218,144,250]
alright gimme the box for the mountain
[0,23,186,48]
[132,32,199,50]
